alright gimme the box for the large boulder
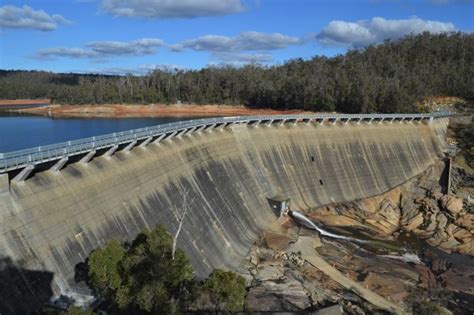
[403,212,424,231]
[254,264,285,282]
[439,237,461,252]
[453,228,472,241]
[246,270,312,312]
[363,199,401,235]
[263,231,294,251]
[440,196,464,215]
[436,212,448,230]
[360,272,408,303]
[443,265,474,295]
[456,213,474,232]
[313,304,345,315]
[457,241,474,255]
[414,265,437,288]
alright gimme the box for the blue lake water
[0,113,195,153]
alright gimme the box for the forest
[73,224,246,314]
[0,32,472,113]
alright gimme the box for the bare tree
[170,185,194,260]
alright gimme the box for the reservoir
[0,113,194,152]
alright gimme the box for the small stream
[290,209,474,312]
[289,210,423,264]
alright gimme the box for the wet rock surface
[241,158,474,314]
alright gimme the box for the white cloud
[34,31,301,65]
[213,52,273,64]
[86,64,182,75]
[426,0,474,4]
[238,31,303,50]
[35,38,165,59]
[101,0,245,18]
[36,47,99,59]
[317,17,456,48]
[176,31,303,52]
[0,5,71,31]
[371,0,473,5]
[86,38,165,56]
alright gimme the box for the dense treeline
[84,224,246,313]
[1,32,472,113]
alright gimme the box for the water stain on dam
[0,119,448,309]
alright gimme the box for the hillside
[0,32,472,114]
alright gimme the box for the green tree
[64,305,94,315]
[406,286,452,315]
[120,225,195,313]
[87,239,125,299]
[203,269,246,313]
[87,225,196,313]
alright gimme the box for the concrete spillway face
[0,118,448,312]
[0,174,9,194]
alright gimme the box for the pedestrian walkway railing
[0,111,450,173]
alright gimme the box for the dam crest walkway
[0,111,450,183]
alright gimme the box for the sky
[0,0,473,75]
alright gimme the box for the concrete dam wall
[0,118,447,312]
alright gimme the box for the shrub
[203,269,247,312]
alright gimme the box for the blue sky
[0,0,473,75]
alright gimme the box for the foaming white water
[289,210,423,264]
[380,253,423,264]
[290,210,366,243]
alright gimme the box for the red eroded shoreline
[14,104,312,118]
[0,99,50,106]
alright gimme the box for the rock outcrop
[308,161,473,256]
[440,195,464,215]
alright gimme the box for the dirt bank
[14,104,310,118]
[0,99,50,106]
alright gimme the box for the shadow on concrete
[439,158,450,194]
[0,256,54,314]
[74,260,89,284]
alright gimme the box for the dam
[0,112,449,312]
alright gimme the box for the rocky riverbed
[239,156,474,314]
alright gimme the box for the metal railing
[0,111,450,173]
